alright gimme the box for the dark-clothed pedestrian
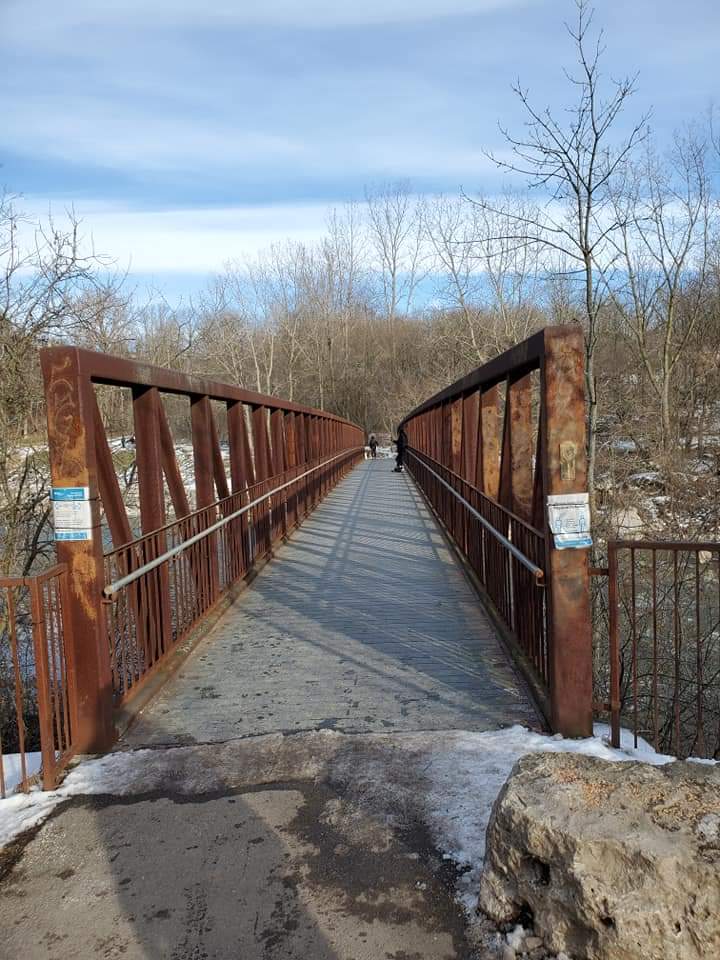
[392,425,408,472]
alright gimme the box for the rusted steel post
[296,413,307,466]
[296,414,309,515]
[450,397,463,540]
[479,386,500,498]
[227,400,254,570]
[133,387,167,533]
[461,391,479,484]
[191,395,220,600]
[133,385,173,660]
[227,401,254,490]
[251,405,272,552]
[284,412,298,530]
[285,412,297,468]
[270,409,286,475]
[270,409,286,538]
[40,347,115,752]
[508,373,534,522]
[541,327,593,738]
[252,405,271,480]
[450,397,463,474]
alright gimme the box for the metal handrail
[406,449,545,582]
[103,447,362,597]
[409,447,544,538]
[105,463,317,556]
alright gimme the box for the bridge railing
[402,326,593,737]
[596,539,720,760]
[0,566,75,796]
[103,449,360,704]
[40,346,364,752]
[406,450,548,685]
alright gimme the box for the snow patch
[0,723,713,913]
[404,723,677,911]
[505,923,526,950]
[1,752,42,795]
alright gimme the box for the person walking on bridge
[392,425,408,473]
[368,433,378,459]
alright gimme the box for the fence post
[28,577,59,788]
[607,541,621,748]
[40,347,115,753]
[541,328,594,738]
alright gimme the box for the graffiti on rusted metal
[559,441,577,481]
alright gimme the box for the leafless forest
[1,1,719,761]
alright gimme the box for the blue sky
[2,0,718,299]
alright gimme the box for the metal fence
[103,448,361,702]
[0,566,74,796]
[597,540,720,760]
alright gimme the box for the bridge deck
[123,459,540,748]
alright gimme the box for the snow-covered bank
[331,723,680,913]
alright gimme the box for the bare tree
[479,0,649,504]
[365,182,428,330]
[423,194,486,362]
[0,197,107,573]
[606,129,714,448]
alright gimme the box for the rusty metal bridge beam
[401,326,593,738]
[40,349,114,753]
[540,329,592,737]
[40,346,364,753]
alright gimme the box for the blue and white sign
[52,486,93,542]
[547,493,592,550]
[51,486,90,501]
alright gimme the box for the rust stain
[68,550,99,622]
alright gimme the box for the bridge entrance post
[541,328,594,738]
[40,348,116,753]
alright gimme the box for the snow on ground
[0,752,42,796]
[364,445,394,460]
[399,724,676,911]
[0,723,712,909]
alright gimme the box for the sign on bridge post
[541,328,594,738]
[41,347,116,753]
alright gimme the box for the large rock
[479,753,720,960]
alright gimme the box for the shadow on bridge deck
[123,460,540,749]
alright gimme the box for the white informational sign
[52,487,93,542]
[547,492,592,550]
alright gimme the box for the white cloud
[2,95,305,173]
[2,80,498,180]
[14,199,333,273]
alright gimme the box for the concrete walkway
[1,733,492,960]
[124,459,540,748]
[0,461,543,960]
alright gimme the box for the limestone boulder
[479,752,720,960]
